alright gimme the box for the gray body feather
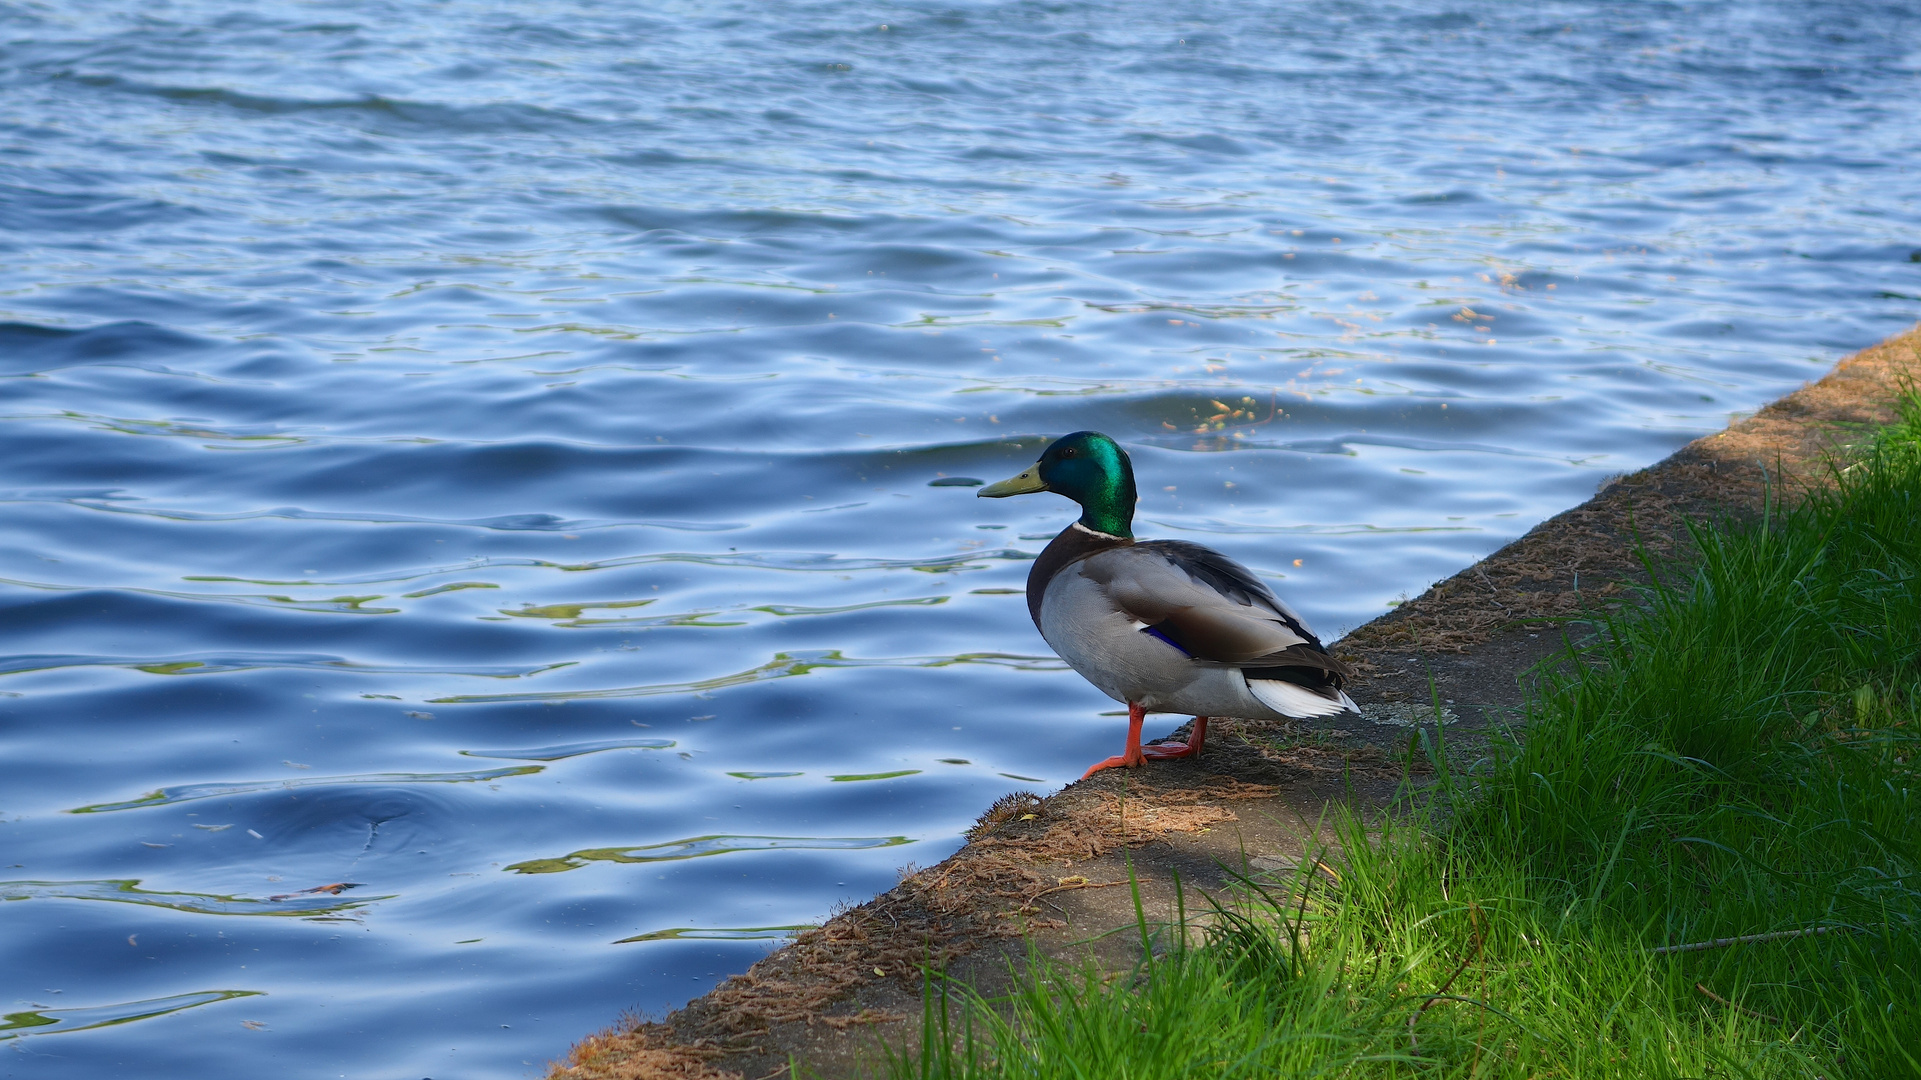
[1029,526,1356,720]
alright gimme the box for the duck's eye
[1062,448,1076,458]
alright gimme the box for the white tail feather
[1246,678,1357,718]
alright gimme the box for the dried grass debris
[966,791,1044,840]
[696,903,965,1035]
[550,1016,738,1080]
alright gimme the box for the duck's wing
[1079,541,1351,682]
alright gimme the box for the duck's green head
[978,430,1137,539]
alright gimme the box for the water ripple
[0,991,262,1041]
[459,739,676,761]
[70,767,543,813]
[507,835,915,875]
[614,924,813,944]
[0,652,570,679]
[0,879,390,917]
[428,650,1067,704]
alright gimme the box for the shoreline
[553,326,1921,1080]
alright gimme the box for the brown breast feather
[1025,525,1127,629]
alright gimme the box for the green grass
[896,400,1921,1079]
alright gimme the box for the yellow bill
[977,463,1047,498]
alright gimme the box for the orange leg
[1081,701,1148,778]
[1082,707,1208,778]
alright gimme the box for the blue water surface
[2,0,1918,1075]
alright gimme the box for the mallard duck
[979,431,1356,777]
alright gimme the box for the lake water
[2,0,1918,1075]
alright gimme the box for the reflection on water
[0,880,388,918]
[616,926,814,945]
[1,0,1917,1075]
[1,992,263,1041]
[506,835,916,875]
[0,650,571,678]
[70,767,544,813]
[427,650,1065,704]
[460,739,677,761]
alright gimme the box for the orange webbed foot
[1081,711,1208,777]
[1142,716,1209,760]
[1080,749,1145,779]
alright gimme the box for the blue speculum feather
[1141,625,1190,656]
